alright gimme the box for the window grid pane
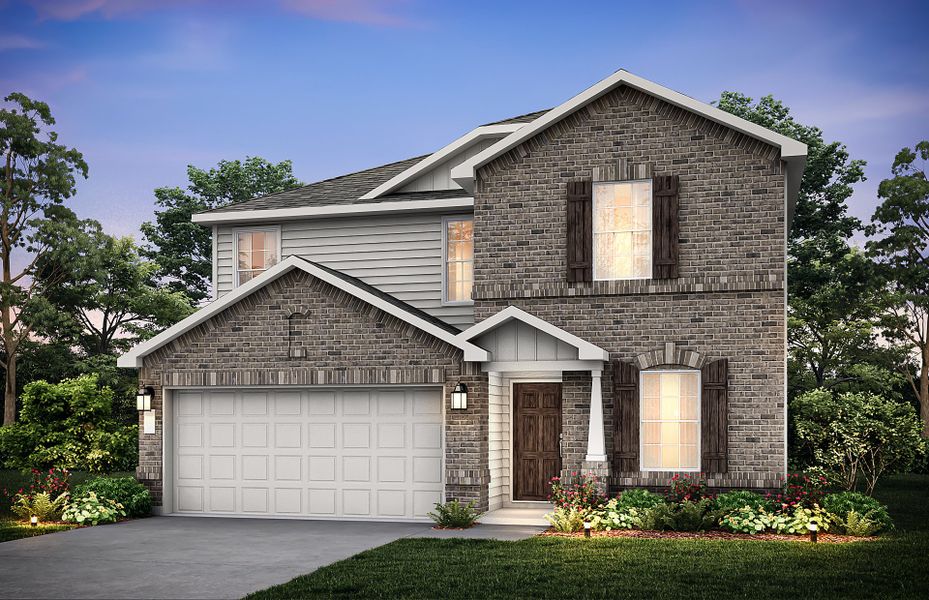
[445,219,473,303]
[235,230,279,286]
[593,180,652,280]
[641,371,699,471]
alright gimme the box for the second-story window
[444,217,473,303]
[593,180,652,280]
[236,228,280,286]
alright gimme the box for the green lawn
[0,469,133,543]
[248,474,929,600]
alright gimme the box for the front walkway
[0,517,542,599]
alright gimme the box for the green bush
[427,500,479,528]
[714,490,774,514]
[544,506,586,533]
[587,498,645,531]
[616,488,665,511]
[0,375,138,473]
[822,492,892,533]
[75,477,151,518]
[10,491,70,522]
[62,492,126,525]
[783,505,834,534]
[645,499,718,532]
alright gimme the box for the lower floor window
[640,370,700,470]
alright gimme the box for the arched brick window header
[634,342,705,370]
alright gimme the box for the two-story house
[118,70,806,522]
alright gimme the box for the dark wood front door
[513,383,562,501]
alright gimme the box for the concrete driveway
[0,516,543,599]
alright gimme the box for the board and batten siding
[398,139,497,193]
[214,212,475,328]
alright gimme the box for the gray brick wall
[473,84,787,490]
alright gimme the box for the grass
[247,474,929,600]
[0,469,133,543]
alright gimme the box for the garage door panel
[174,388,443,520]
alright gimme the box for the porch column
[584,369,608,462]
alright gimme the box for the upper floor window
[593,180,652,280]
[444,217,473,304]
[640,370,700,471]
[235,228,280,286]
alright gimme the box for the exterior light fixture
[30,515,38,527]
[136,385,154,411]
[808,521,818,543]
[451,382,468,410]
[584,521,592,538]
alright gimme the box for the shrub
[783,505,834,535]
[718,505,773,534]
[616,488,665,511]
[11,491,70,522]
[767,472,829,511]
[549,474,606,514]
[427,500,479,528]
[587,498,645,531]
[666,473,708,503]
[822,492,892,533]
[62,492,126,526]
[836,511,883,537]
[0,375,138,473]
[646,499,717,532]
[791,389,926,494]
[714,490,774,515]
[75,477,152,518]
[544,506,586,533]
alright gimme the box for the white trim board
[360,123,524,200]
[117,255,489,368]
[457,305,610,362]
[191,197,474,226]
[450,69,808,222]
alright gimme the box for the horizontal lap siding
[214,214,474,328]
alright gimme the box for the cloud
[25,0,420,27]
[0,33,44,50]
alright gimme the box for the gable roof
[117,256,488,368]
[456,306,610,362]
[450,69,808,223]
[480,108,552,127]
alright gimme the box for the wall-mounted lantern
[450,382,468,410]
[136,385,154,412]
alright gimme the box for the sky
[2,0,928,241]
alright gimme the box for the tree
[715,93,876,398]
[1,92,88,424]
[141,157,302,303]
[866,142,929,436]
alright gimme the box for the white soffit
[117,256,488,368]
[359,123,524,200]
[457,305,610,362]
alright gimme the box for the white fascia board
[458,305,610,361]
[451,69,808,193]
[118,255,488,368]
[358,123,524,200]
[191,197,474,226]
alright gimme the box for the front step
[479,506,552,526]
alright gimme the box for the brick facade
[136,269,489,509]
[472,84,787,490]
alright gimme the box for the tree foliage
[866,141,929,436]
[141,157,302,303]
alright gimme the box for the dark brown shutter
[612,360,639,472]
[652,174,680,279]
[701,358,729,473]
[566,179,592,282]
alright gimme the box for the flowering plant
[3,468,72,522]
[766,472,828,511]
[548,473,606,514]
[666,473,708,502]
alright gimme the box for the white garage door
[172,387,444,520]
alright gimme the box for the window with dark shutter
[566,180,592,283]
[612,360,639,472]
[652,174,680,279]
[701,358,729,473]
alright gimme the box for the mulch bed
[541,529,876,544]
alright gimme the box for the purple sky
[2,0,927,241]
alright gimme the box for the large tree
[866,141,929,435]
[141,157,302,303]
[1,92,88,424]
[715,93,875,397]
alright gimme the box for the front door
[513,383,562,501]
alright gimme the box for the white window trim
[592,179,652,281]
[232,225,282,288]
[639,368,701,473]
[441,215,474,306]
